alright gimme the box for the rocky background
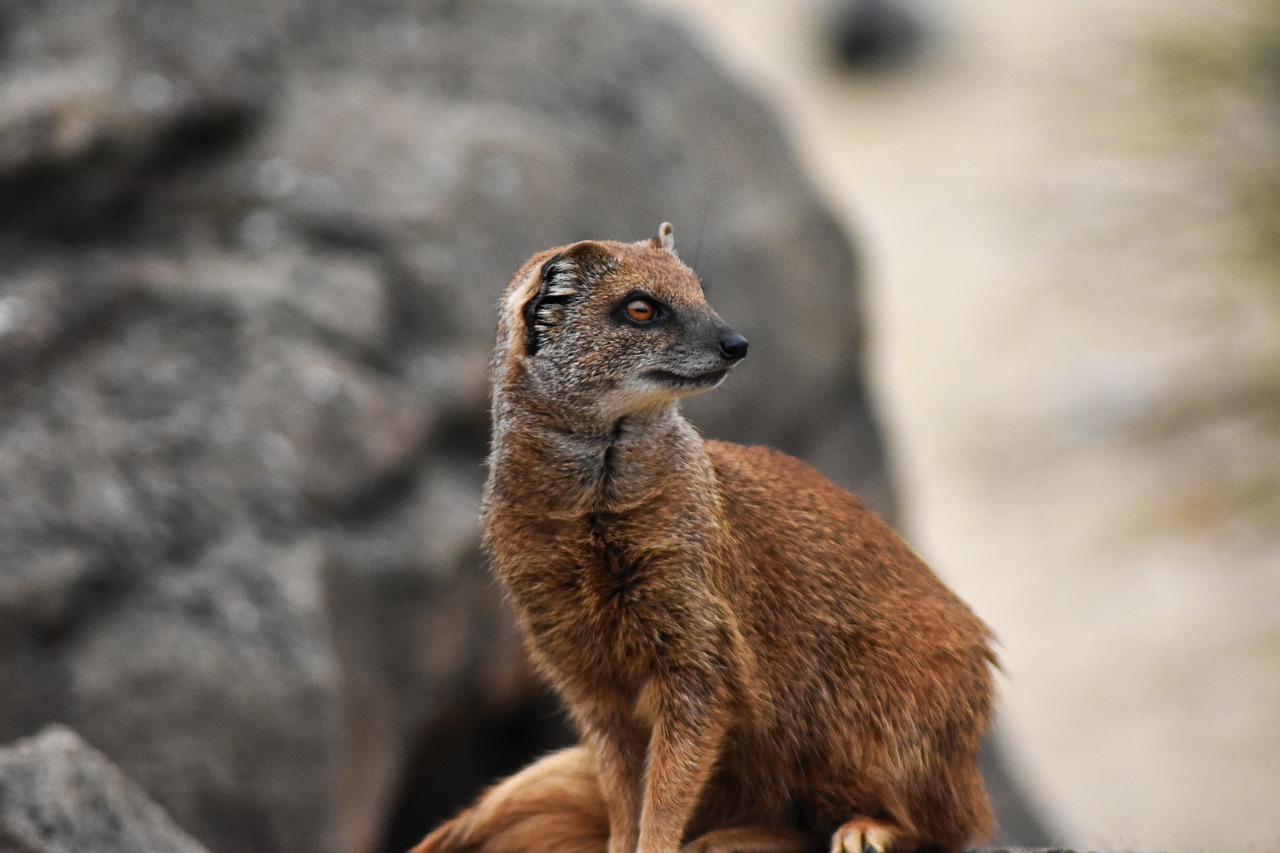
[0,727,210,853]
[0,1,996,852]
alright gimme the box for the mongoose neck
[487,385,708,516]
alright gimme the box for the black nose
[718,331,749,362]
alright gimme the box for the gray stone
[0,1,909,852]
[0,726,210,853]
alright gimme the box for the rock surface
[0,726,210,853]
[0,2,892,853]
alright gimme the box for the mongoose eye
[624,298,658,324]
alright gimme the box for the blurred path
[645,1,1280,850]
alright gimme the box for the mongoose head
[495,223,748,428]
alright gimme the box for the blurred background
[648,1,1280,851]
[650,1,1280,850]
[0,0,1275,852]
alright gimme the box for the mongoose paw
[830,817,896,853]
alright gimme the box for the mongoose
[414,223,996,853]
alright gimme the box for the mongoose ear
[648,222,678,258]
[521,242,613,356]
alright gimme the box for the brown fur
[414,224,997,853]
[411,748,607,853]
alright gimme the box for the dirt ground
[644,0,1280,850]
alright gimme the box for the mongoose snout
[717,330,749,362]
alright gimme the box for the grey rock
[0,1,912,852]
[0,726,210,853]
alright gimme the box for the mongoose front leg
[636,708,728,853]
[586,725,647,853]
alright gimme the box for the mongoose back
[414,224,996,853]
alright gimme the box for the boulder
[0,726,210,853]
[0,1,904,852]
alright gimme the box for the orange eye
[624,299,657,323]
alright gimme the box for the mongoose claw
[830,817,896,853]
